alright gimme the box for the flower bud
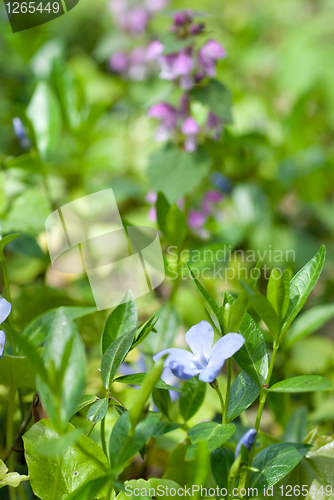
[235,428,257,458]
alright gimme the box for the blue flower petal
[0,330,5,358]
[198,360,225,383]
[209,333,245,365]
[153,348,202,379]
[235,428,257,458]
[0,298,11,325]
[185,320,214,366]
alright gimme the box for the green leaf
[65,473,114,500]
[101,291,137,354]
[130,316,158,351]
[241,281,280,338]
[86,399,109,424]
[23,419,109,500]
[186,422,235,460]
[153,422,183,437]
[285,406,308,443]
[0,233,20,251]
[26,81,62,163]
[160,33,193,55]
[190,80,233,123]
[285,303,334,348]
[152,388,171,418]
[148,146,211,204]
[188,266,221,331]
[0,355,37,389]
[180,377,206,422]
[166,204,188,247]
[101,328,136,390]
[226,292,269,387]
[108,411,161,470]
[156,192,171,238]
[118,479,181,500]
[142,304,178,355]
[211,448,235,495]
[114,373,180,392]
[281,246,326,335]
[267,268,290,322]
[36,309,87,431]
[75,395,99,414]
[22,306,96,348]
[0,459,29,489]
[268,375,332,393]
[227,371,260,422]
[250,442,311,491]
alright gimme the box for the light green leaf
[86,399,109,424]
[130,316,158,351]
[285,303,334,348]
[267,268,290,322]
[22,306,96,348]
[23,419,109,500]
[101,328,136,390]
[186,422,235,460]
[114,373,179,392]
[241,281,280,338]
[26,81,62,163]
[268,376,332,393]
[0,355,37,389]
[188,266,221,331]
[190,80,233,122]
[0,460,29,489]
[227,371,260,422]
[282,246,326,335]
[0,233,20,251]
[118,478,181,500]
[148,146,211,204]
[180,377,206,422]
[101,291,137,354]
[65,473,114,500]
[250,442,311,491]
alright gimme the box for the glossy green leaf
[188,266,221,331]
[0,460,29,489]
[75,395,98,415]
[108,411,161,470]
[267,268,290,321]
[226,292,269,387]
[190,80,233,123]
[250,442,311,491]
[130,316,158,351]
[114,373,179,392]
[86,399,109,424]
[186,422,235,460]
[0,355,37,388]
[65,473,114,500]
[36,309,87,431]
[0,233,20,251]
[26,81,62,163]
[285,303,334,348]
[23,419,109,500]
[156,191,171,238]
[148,146,211,204]
[241,281,280,338]
[281,246,326,335]
[153,422,183,437]
[118,479,181,500]
[152,388,171,418]
[227,371,260,422]
[101,291,137,354]
[180,377,206,422]
[101,328,136,390]
[22,306,96,348]
[268,375,332,393]
[211,448,235,496]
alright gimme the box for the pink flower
[146,191,158,203]
[206,112,223,141]
[201,190,223,215]
[145,40,164,61]
[182,117,200,135]
[110,51,128,73]
[188,210,207,229]
[198,40,226,77]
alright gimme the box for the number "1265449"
[6,2,60,14]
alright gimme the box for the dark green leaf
[0,233,20,251]
[108,411,161,470]
[86,399,109,424]
[156,192,171,238]
[190,80,233,122]
[114,373,180,392]
[267,268,290,322]
[153,422,183,437]
[285,406,308,443]
[250,442,311,491]
[130,316,158,351]
[268,375,332,393]
[285,303,334,348]
[75,395,99,414]
[211,448,235,497]
[148,146,211,204]
[227,371,260,422]
[282,246,326,335]
[152,388,171,418]
[180,377,206,422]
[101,290,137,354]
[188,266,221,331]
[186,422,235,460]
[101,328,137,390]
[0,355,37,389]
[241,281,280,338]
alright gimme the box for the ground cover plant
[1,0,334,499]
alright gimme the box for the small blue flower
[153,320,245,383]
[235,428,257,458]
[0,298,11,359]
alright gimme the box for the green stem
[101,416,108,461]
[86,423,96,438]
[223,359,232,424]
[6,390,16,500]
[211,381,225,424]
[245,340,279,494]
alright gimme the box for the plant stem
[86,423,96,438]
[211,381,225,424]
[223,359,232,424]
[245,340,279,494]
[6,390,17,500]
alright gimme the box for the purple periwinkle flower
[235,429,257,458]
[0,298,11,358]
[12,117,31,150]
[153,320,244,383]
